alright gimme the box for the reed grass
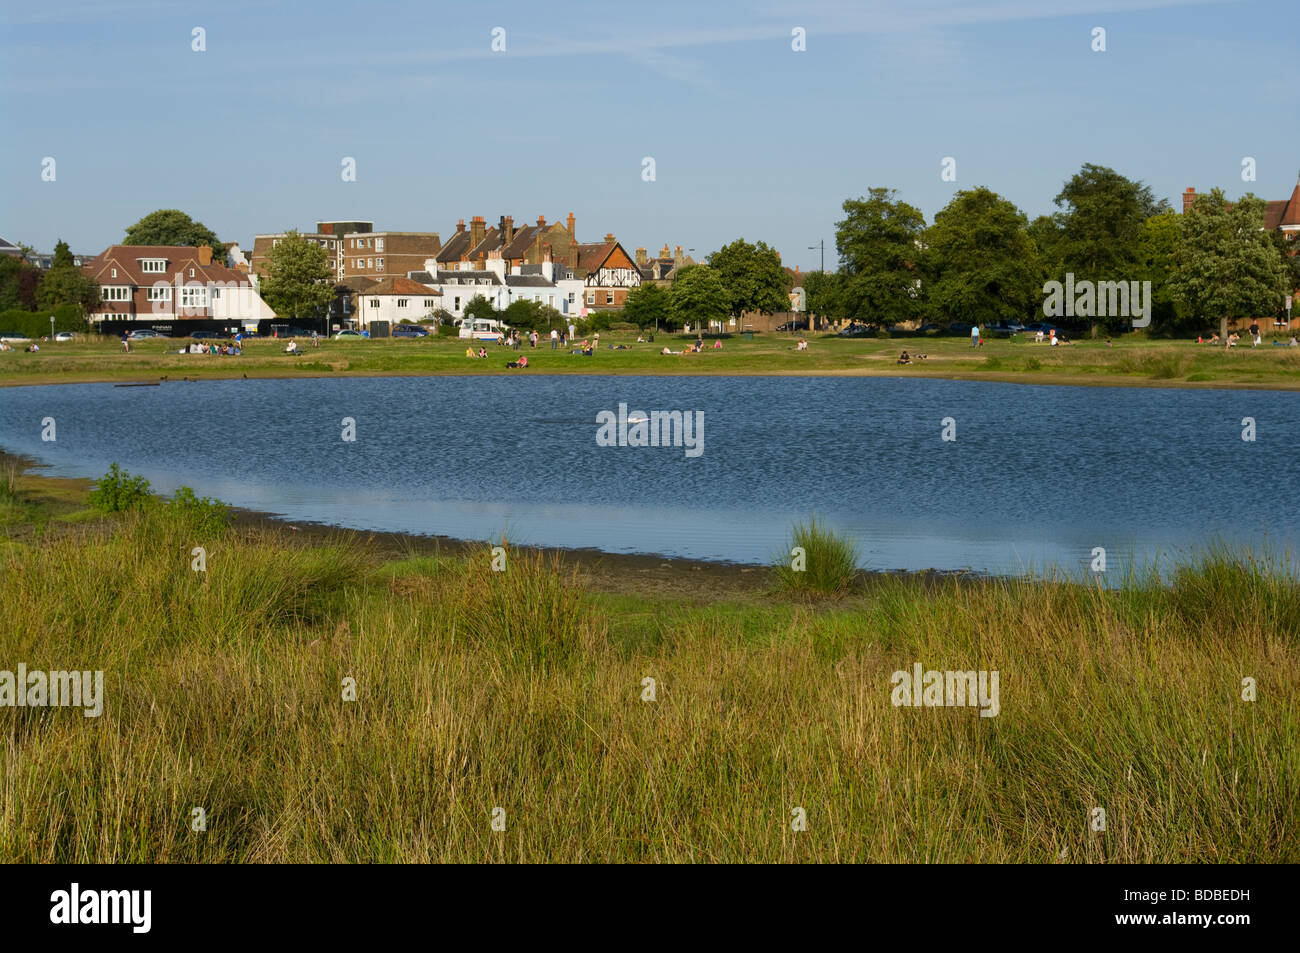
[0,503,1295,863]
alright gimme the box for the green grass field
[5,328,1300,390]
[1,465,1295,862]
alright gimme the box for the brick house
[83,244,276,330]
[340,231,442,281]
[573,236,641,309]
[251,220,374,282]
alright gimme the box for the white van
[458,318,509,341]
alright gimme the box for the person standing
[1250,321,1261,347]
[550,328,558,350]
[970,324,980,348]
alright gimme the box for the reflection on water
[1,374,1295,576]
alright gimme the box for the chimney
[537,215,547,229]
[456,219,466,233]
[534,229,543,263]
[659,244,671,259]
[635,247,647,266]
[198,244,213,266]
[673,245,683,265]
[503,216,515,244]
[566,212,575,239]
[470,215,485,247]
[1182,188,1197,215]
[568,244,578,269]
[604,233,616,243]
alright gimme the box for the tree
[707,238,788,316]
[1268,232,1300,296]
[1167,189,1289,337]
[1052,163,1167,332]
[258,230,334,322]
[463,295,497,324]
[36,239,98,314]
[669,265,729,331]
[124,209,226,260]
[0,254,41,311]
[800,269,847,323]
[1135,210,1184,335]
[502,298,562,332]
[834,188,927,326]
[923,187,1040,325]
[621,282,671,329]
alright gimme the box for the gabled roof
[1265,176,1300,230]
[500,225,539,260]
[506,275,554,288]
[361,276,439,296]
[83,245,252,286]
[435,230,474,263]
[467,226,502,259]
[434,270,502,285]
[0,237,23,256]
[572,241,618,274]
[335,276,379,293]
[407,270,435,283]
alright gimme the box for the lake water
[1,375,1296,576]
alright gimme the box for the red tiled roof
[362,276,439,296]
[83,245,252,286]
[1265,178,1300,230]
[572,241,616,274]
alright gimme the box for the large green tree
[258,230,334,321]
[1167,189,1289,336]
[124,209,226,260]
[621,282,671,329]
[36,240,98,313]
[707,238,788,315]
[1135,210,1184,334]
[669,265,730,331]
[834,188,926,326]
[1052,164,1168,332]
[923,187,1040,325]
[502,298,561,331]
[0,251,41,311]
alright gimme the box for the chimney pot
[605,233,616,243]
[537,216,546,228]
[198,244,212,266]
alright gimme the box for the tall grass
[771,518,860,595]
[0,504,1295,862]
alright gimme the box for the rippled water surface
[2,375,1295,575]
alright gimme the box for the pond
[1,375,1295,576]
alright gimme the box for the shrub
[436,323,458,338]
[771,518,860,595]
[87,463,153,513]
[169,485,232,535]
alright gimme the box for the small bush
[169,485,232,535]
[436,323,458,338]
[771,518,860,595]
[87,463,153,513]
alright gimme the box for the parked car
[391,325,429,338]
[838,322,875,337]
[775,319,809,332]
[333,329,364,339]
[189,331,223,340]
[0,331,31,343]
[918,323,941,333]
[54,331,75,342]
[986,321,1027,336]
[127,329,164,339]
[947,321,975,334]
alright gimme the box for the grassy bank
[1,464,1295,862]
[5,330,1300,391]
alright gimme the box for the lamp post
[49,315,55,340]
[808,240,824,273]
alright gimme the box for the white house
[408,253,586,319]
[354,276,441,329]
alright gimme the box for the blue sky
[1,0,1296,271]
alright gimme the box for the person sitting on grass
[1226,332,1239,348]
[478,346,488,358]
[897,350,912,365]
[1290,336,1299,347]
[793,339,808,351]
[466,346,476,358]
[506,355,529,369]
[713,339,722,349]
[284,339,299,355]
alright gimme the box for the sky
[1,0,1297,271]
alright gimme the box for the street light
[49,315,55,340]
[807,241,824,273]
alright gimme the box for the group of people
[1199,323,1298,348]
[660,338,722,355]
[194,341,242,355]
[896,350,928,365]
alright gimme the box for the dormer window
[140,258,166,273]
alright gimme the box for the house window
[140,259,166,273]
[146,287,170,302]
[548,295,555,307]
[454,297,461,310]
[423,299,434,308]
[366,259,372,268]
[101,286,130,301]
[180,285,208,308]
[189,268,195,277]
[369,299,379,308]
[586,292,595,305]
[605,291,614,305]
[397,298,408,308]
[111,268,117,278]
[376,238,384,252]
[376,258,383,270]
[567,293,575,304]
